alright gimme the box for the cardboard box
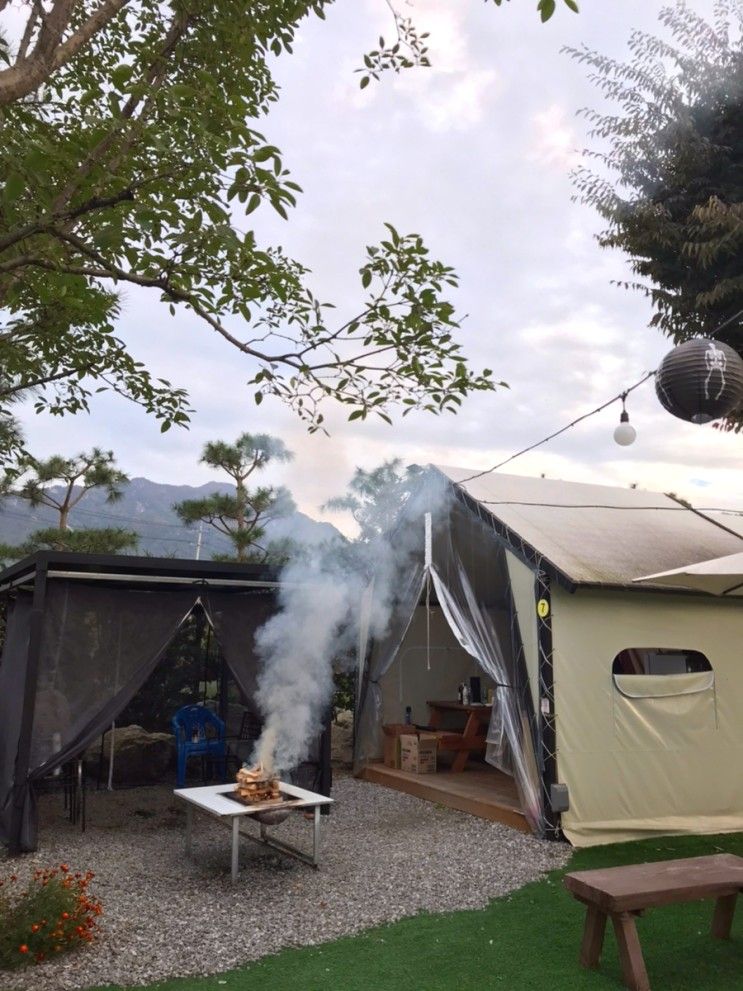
[399,732,437,774]
[382,724,412,769]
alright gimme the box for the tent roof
[0,551,279,594]
[433,466,743,590]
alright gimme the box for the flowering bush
[0,865,102,969]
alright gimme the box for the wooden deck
[359,761,530,833]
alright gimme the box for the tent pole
[203,613,211,705]
[535,568,559,840]
[9,558,49,854]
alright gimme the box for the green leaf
[111,63,133,89]
[4,173,24,202]
[538,0,556,20]
[252,145,278,163]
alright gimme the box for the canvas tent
[0,552,332,853]
[354,465,743,847]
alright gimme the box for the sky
[18,0,743,536]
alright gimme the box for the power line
[459,307,743,488]
[0,505,225,550]
[458,370,657,484]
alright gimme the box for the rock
[331,710,353,768]
[85,724,175,785]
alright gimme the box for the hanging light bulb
[613,394,637,446]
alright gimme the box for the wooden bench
[564,853,743,991]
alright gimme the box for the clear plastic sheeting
[354,559,427,767]
[430,553,542,833]
[354,470,545,834]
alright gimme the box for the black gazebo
[0,551,332,853]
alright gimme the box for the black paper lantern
[655,338,743,424]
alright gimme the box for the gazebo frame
[0,551,332,853]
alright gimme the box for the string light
[459,370,656,485]
[613,392,636,446]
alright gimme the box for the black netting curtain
[0,591,33,851]
[1,581,200,851]
[204,590,276,701]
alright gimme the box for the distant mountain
[0,477,343,559]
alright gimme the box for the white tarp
[554,586,743,846]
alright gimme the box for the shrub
[0,865,102,969]
[332,671,355,721]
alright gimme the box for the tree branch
[0,366,88,398]
[51,4,191,211]
[51,0,129,76]
[0,186,135,256]
[0,0,78,106]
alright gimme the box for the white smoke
[252,467,451,775]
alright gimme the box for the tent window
[612,648,712,677]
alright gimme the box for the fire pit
[174,779,334,881]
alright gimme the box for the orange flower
[18,944,28,954]
[60,911,70,920]
[31,924,40,933]
[60,864,69,872]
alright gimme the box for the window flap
[613,671,714,699]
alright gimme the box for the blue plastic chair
[171,704,227,787]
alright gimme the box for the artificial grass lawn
[91,831,743,991]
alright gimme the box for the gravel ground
[0,774,569,990]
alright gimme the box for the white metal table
[173,781,333,882]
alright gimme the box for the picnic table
[426,700,491,772]
[564,853,743,991]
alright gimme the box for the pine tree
[174,433,294,563]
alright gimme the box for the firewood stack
[235,763,281,803]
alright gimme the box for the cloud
[16,0,743,535]
[528,102,581,169]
